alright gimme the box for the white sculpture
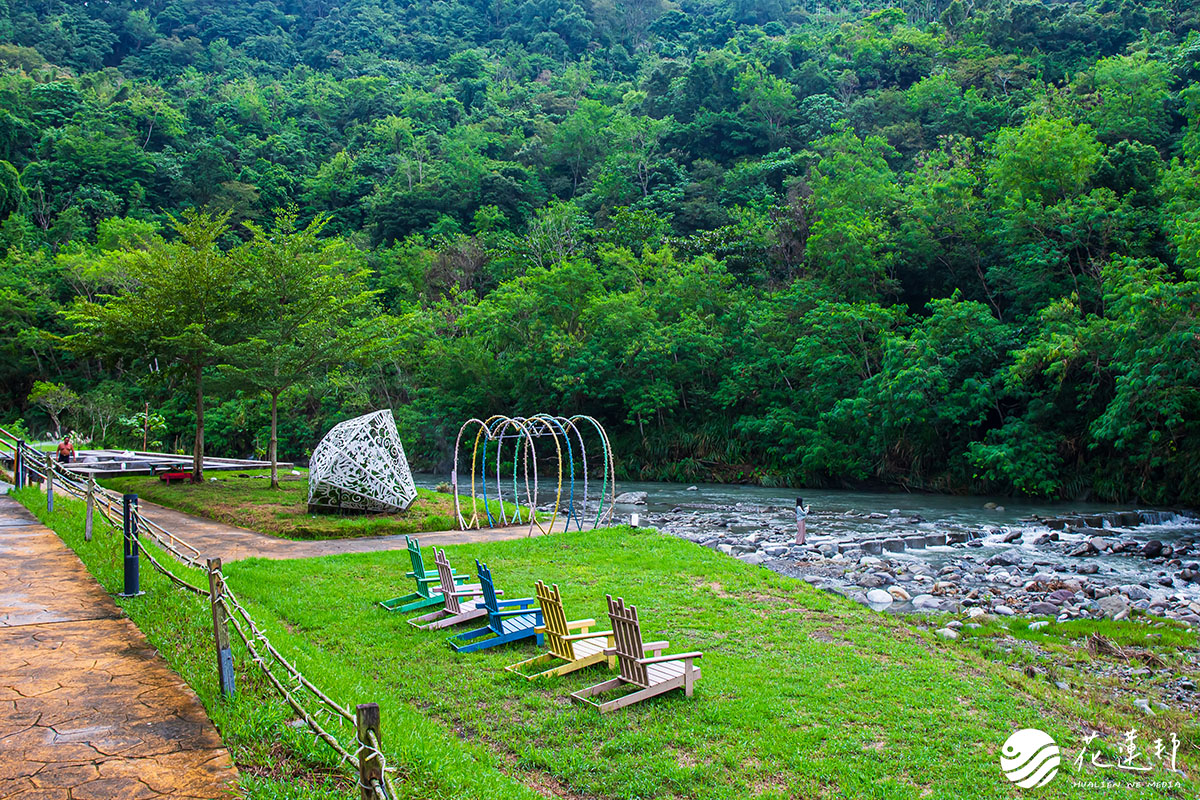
[307,409,417,513]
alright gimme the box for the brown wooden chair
[505,581,614,680]
[407,548,493,630]
[570,595,702,712]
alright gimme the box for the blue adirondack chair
[447,560,543,653]
[379,536,469,613]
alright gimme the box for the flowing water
[416,474,1200,612]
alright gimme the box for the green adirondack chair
[505,580,615,680]
[379,536,467,613]
[408,547,494,629]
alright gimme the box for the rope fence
[6,439,399,800]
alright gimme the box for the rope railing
[7,440,400,796]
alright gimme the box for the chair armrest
[495,608,540,619]
[414,574,441,584]
[639,651,703,665]
[641,640,668,655]
[565,618,596,630]
[494,596,533,608]
[452,574,471,585]
[563,630,612,642]
[448,587,485,598]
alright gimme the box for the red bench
[158,471,193,484]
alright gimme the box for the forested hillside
[2,0,1200,503]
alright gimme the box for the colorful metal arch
[451,413,615,535]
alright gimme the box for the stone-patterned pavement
[140,501,579,562]
[0,495,238,799]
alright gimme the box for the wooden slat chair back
[477,560,501,613]
[569,595,702,712]
[407,537,435,599]
[435,548,467,614]
[607,595,649,686]
[537,581,573,661]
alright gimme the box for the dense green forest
[2,0,1199,503]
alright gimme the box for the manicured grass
[14,484,1199,799]
[12,487,538,800]
[227,532,1200,799]
[101,468,523,540]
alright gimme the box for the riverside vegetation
[2,0,1200,503]
[13,487,1200,799]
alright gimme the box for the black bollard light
[13,441,22,487]
[119,494,144,597]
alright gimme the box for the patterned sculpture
[307,409,417,513]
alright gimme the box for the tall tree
[223,209,380,488]
[67,210,249,481]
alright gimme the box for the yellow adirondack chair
[570,595,702,712]
[505,581,615,680]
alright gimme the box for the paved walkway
[140,501,581,562]
[0,495,239,799]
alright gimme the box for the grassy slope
[11,488,539,800]
[101,469,520,540]
[13,486,1198,799]
[227,530,1200,799]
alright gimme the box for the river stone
[947,532,970,544]
[925,533,948,547]
[912,594,941,610]
[1077,563,1100,574]
[1002,530,1023,543]
[903,536,926,549]
[1069,543,1097,557]
[738,552,765,565]
[614,491,648,504]
[993,605,1015,616]
[860,540,884,555]
[1087,536,1117,551]
[1098,594,1130,618]
[881,538,906,553]
[1029,601,1059,616]
[935,628,959,640]
[1048,589,1076,604]
[1119,584,1152,602]
[858,574,887,588]
[685,485,698,491]
[986,550,1023,567]
[866,589,894,605]
[888,586,911,601]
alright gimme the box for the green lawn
[12,486,1199,799]
[101,468,523,539]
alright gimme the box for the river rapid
[417,474,1200,627]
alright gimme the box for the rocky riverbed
[638,499,1200,627]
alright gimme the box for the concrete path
[0,495,239,799]
[140,501,581,562]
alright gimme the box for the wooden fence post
[356,703,382,800]
[85,476,95,542]
[45,454,54,512]
[206,558,236,698]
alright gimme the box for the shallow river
[415,474,1200,612]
